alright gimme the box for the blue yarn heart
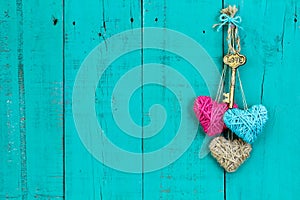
[223,105,268,144]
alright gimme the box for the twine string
[212,5,246,141]
[213,5,243,54]
[237,69,248,110]
[215,65,228,103]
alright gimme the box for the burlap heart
[223,105,268,144]
[193,96,236,136]
[209,136,252,172]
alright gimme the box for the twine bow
[216,14,243,32]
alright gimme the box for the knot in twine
[216,13,243,32]
[213,5,243,53]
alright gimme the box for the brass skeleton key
[223,53,246,108]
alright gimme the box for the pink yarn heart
[193,96,236,136]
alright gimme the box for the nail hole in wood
[53,18,58,26]
[130,18,134,23]
[155,17,158,22]
[73,21,76,26]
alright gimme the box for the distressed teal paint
[0,0,300,199]
[23,0,64,198]
[0,1,22,198]
[65,0,143,199]
[225,1,300,200]
[142,1,224,199]
[0,0,64,199]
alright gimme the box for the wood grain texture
[65,0,143,199]
[224,0,300,199]
[0,0,64,198]
[142,0,224,199]
[1,0,300,199]
[0,1,22,198]
[23,0,64,198]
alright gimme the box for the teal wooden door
[1,0,300,199]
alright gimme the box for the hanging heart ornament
[223,105,268,144]
[193,96,236,136]
[209,136,252,172]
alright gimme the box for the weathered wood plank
[22,0,64,198]
[1,0,300,199]
[225,0,300,199]
[65,0,143,199]
[143,0,224,199]
[0,1,22,198]
[0,0,64,198]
